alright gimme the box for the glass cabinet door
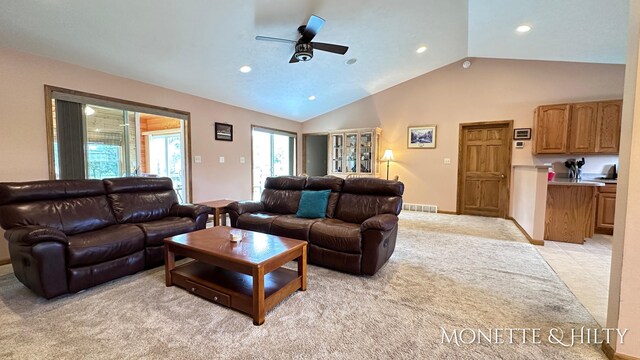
[359,132,373,173]
[331,134,344,173]
[345,133,358,173]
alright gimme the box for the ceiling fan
[255,15,349,63]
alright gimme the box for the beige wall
[608,0,640,356]
[0,48,302,262]
[302,58,625,211]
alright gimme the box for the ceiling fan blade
[289,54,299,63]
[311,42,349,55]
[255,35,296,44]
[301,15,325,42]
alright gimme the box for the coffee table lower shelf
[171,261,302,320]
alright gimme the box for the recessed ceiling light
[345,58,357,65]
[308,95,316,101]
[416,46,427,54]
[239,65,252,73]
[516,25,532,33]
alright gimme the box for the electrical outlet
[240,157,245,164]
[219,156,225,164]
[443,158,451,165]
[194,156,202,163]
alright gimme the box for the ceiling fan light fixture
[239,65,252,73]
[295,43,313,61]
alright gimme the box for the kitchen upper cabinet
[595,101,622,153]
[533,99,622,155]
[568,102,598,153]
[533,104,570,154]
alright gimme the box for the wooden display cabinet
[327,128,382,177]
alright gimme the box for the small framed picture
[513,128,531,140]
[215,122,233,141]
[408,125,436,148]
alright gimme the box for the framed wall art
[513,128,532,140]
[408,125,436,148]
[214,122,233,141]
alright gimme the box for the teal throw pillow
[296,190,331,219]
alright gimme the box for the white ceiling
[0,1,629,122]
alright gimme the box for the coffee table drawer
[178,277,231,307]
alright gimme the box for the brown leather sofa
[228,176,404,275]
[0,177,209,299]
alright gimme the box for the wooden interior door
[457,121,513,218]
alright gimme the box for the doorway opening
[457,120,513,218]
[303,133,328,176]
[251,126,297,200]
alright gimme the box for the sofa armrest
[4,226,68,246]
[169,204,211,219]
[361,214,398,232]
[228,201,264,215]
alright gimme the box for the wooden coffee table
[164,226,307,325]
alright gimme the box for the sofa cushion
[137,217,197,247]
[309,219,362,253]
[236,212,279,233]
[260,176,306,214]
[107,191,178,223]
[270,215,321,241]
[296,190,331,219]
[104,177,178,224]
[334,178,404,224]
[66,224,145,267]
[0,196,117,235]
[304,176,344,218]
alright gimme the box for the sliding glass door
[252,127,297,200]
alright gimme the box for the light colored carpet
[0,212,606,359]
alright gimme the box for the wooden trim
[0,258,11,266]
[437,210,458,215]
[44,85,193,202]
[507,216,545,246]
[602,341,640,360]
[456,120,514,218]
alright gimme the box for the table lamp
[381,149,394,180]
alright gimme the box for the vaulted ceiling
[0,0,629,121]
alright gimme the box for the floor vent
[403,203,438,213]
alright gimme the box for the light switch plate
[194,156,202,163]
[443,158,451,165]
[240,156,245,164]
[219,156,225,163]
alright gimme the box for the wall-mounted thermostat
[515,141,525,149]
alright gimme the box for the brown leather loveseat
[228,176,404,275]
[0,177,209,298]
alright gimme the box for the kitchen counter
[548,178,606,187]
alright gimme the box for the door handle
[500,174,505,179]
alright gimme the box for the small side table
[200,199,235,226]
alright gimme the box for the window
[251,126,297,200]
